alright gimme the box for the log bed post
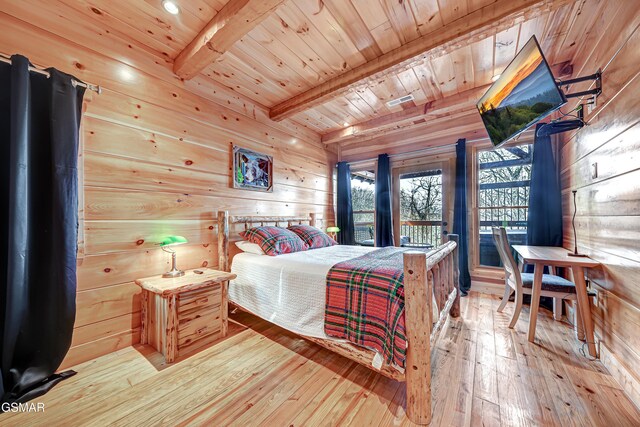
[218,211,229,272]
[448,234,461,318]
[403,251,432,425]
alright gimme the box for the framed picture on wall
[233,146,273,192]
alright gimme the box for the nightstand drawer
[177,304,222,353]
[177,286,221,314]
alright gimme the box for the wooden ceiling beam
[322,61,572,145]
[269,0,577,121]
[173,0,286,80]
[322,86,489,144]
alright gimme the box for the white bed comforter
[229,245,376,339]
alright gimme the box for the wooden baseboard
[597,337,640,412]
[471,280,503,295]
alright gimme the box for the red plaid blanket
[324,247,431,368]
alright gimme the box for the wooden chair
[491,227,582,329]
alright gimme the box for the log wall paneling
[559,1,640,409]
[0,12,336,367]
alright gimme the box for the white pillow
[235,240,266,255]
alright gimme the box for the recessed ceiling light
[343,122,350,127]
[491,74,501,82]
[162,0,180,15]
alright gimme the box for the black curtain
[336,161,355,245]
[1,55,85,405]
[453,139,471,295]
[526,123,566,249]
[375,154,394,247]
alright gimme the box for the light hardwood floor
[2,292,639,426]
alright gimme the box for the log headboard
[216,211,322,271]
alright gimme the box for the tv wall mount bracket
[557,69,602,101]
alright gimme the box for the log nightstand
[135,268,236,363]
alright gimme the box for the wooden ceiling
[4,0,601,148]
[197,0,596,133]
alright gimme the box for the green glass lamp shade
[160,235,188,247]
[326,227,340,233]
[160,235,188,278]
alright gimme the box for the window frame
[469,139,534,279]
[350,165,376,245]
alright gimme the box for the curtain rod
[0,53,102,94]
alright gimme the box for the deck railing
[400,220,442,247]
[353,218,443,247]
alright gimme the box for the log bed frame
[216,211,461,425]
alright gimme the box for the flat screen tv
[477,36,567,148]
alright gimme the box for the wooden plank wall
[559,0,640,404]
[0,12,336,368]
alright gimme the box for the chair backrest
[491,227,522,290]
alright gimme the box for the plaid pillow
[240,226,309,256]
[287,225,337,249]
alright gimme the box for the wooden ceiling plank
[430,54,458,98]
[407,0,443,36]
[517,14,549,52]
[369,75,408,113]
[274,2,355,73]
[470,36,495,86]
[320,0,384,61]
[203,59,283,106]
[450,44,475,93]
[227,35,310,95]
[339,112,486,161]
[249,26,322,85]
[322,60,573,144]
[173,0,286,79]
[303,107,345,130]
[315,102,359,127]
[354,86,390,116]
[350,0,403,53]
[260,15,336,81]
[322,85,489,144]
[269,0,578,121]
[344,91,378,118]
[412,61,443,101]
[395,68,429,104]
[334,95,371,122]
[493,24,520,77]
[218,52,297,100]
[369,20,404,54]
[290,112,332,132]
[293,0,368,67]
[379,0,421,44]
[437,0,469,25]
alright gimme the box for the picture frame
[232,146,273,192]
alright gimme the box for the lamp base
[568,251,588,258]
[163,268,185,278]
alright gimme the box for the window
[350,170,375,245]
[399,170,443,247]
[477,144,533,267]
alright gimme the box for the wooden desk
[512,245,600,358]
[135,269,236,363]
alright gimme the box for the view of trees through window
[400,171,443,246]
[478,144,533,266]
[400,172,442,221]
[350,171,375,244]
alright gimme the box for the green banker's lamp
[160,235,188,278]
[326,226,340,241]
